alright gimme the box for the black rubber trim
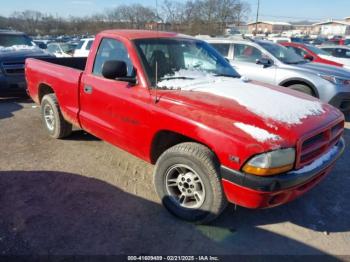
[328,92,350,111]
[221,137,345,192]
[279,77,319,98]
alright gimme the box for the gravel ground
[0,97,350,258]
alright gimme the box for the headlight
[242,148,296,176]
[319,74,350,86]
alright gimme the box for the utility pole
[255,0,260,35]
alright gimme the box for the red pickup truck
[26,30,345,224]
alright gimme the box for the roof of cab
[101,29,194,40]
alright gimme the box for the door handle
[84,85,93,94]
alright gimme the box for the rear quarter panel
[25,58,83,127]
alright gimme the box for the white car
[267,37,291,44]
[73,38,94,57]
[319,45,350,69]
[47,42,75,57]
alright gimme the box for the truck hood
[156,74,342,150]
[291,61,350,78]
[0,48,51,60]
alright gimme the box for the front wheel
[288,84,315,97]
[154,142,227,224]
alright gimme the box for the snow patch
[0,45,38,52]
[158,70,324,125]
[292,145,339,174]
[234,122,281,142]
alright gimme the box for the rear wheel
[287,84,315,97]
[41,94,72,139]
[154,142,227,224]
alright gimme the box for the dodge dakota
[26,30,345,223]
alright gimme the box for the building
[145,21,171,31]
[247,21,293,34]
[291,22,315,35]
[312,20,350,36]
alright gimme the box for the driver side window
[93,38,134,77]
[286,46,307,57]
[233,44,262,63]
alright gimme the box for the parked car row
[33,36,95,58]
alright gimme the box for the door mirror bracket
[256,57,273,68]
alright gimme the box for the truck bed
[35,57,87,71]
[25,57,86,127]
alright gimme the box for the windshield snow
[0,34,35,51]
[134,38,239,87]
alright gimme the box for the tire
[41,94,72,139]
[154,142,227,224]
[287,84,315,97]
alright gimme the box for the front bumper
[221,137,345,209]
[0,73,27,96]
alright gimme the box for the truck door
[231,43,277,84]
[79,37,151,154]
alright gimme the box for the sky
[1,0,350,22]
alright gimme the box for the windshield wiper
[214,74,239,78]
[286,60,308,65]
[161,76,195,81]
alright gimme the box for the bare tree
[0,0,250,36]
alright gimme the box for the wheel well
[280,80,318,97]
[38,84,54,103]
[150,131,216,164]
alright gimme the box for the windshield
[61,43,76,53]
[305,44,330,56]
[259,42,306,64]
[0,34,33,47]
[134,38,239,87]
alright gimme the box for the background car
[202,37,350,111]
[33,40,48,49]
[281,42,344,68]
[47,42,76,57]
[319,45,350,69]
[322,38,350,46]
[73,38,94,57]
[0,30,52,95]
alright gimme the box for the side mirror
[38,43,47,49]
[304,54,314,61]
[102,60,127,79]
[102,60,137,84]
[256,57,272,67]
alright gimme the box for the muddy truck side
[26,30,345,223]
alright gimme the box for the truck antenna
[155,61,159,103]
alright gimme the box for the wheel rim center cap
[177,172,196,196]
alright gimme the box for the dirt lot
[0,97,350,258]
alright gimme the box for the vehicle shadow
[0,98,25,120]
[0,170,338,257]
[64,130,101,141]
